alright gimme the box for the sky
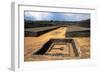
[24,11,90,21]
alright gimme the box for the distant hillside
[24,19,90,28]
[24,20,70,28]
[76,19,90,28]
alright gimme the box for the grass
[25,26,59,32]
[68,25,90,32]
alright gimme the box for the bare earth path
[24,27,67,61]
[24,26,90,61]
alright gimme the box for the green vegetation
[24,19,90,28]
[25,26,59,32]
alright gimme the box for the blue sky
[24,11,90,21]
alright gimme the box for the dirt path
[24,26,90,61]
[24,27,67,58]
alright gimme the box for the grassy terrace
[66,26,90,37]
[68,26,90,32]
[25,26,60,32]
[25,26,61,37]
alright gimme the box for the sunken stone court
[33,39,81,58]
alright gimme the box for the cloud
[24,11,90,21]
[24,11,52,20]
[24,12,36,20]
[61,13,90,21]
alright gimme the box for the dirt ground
[24,27,90,61]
